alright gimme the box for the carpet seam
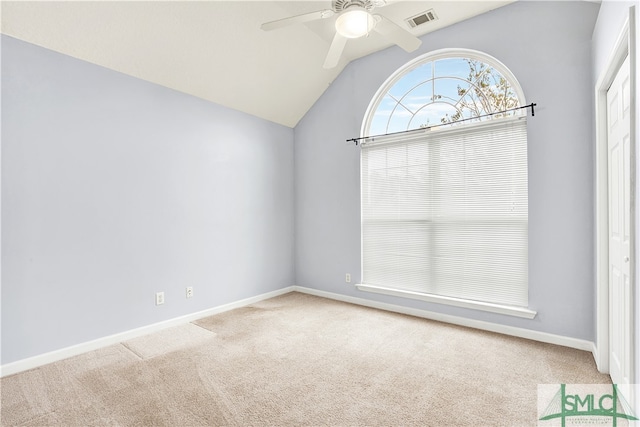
[190,321,215,333]
[118,343,144,361]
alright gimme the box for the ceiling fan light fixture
[335,7,375,38]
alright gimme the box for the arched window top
[362,49,526,137]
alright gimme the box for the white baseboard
[591,342,608,374]
[0,286,295,378]
[293,286,596,353]
[2,284,598,378]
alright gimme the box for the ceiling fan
[260,0,422,69]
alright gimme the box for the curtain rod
[347,102,537,145]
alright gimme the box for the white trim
[294,286,593,352]
[360,115,527,147]
[2,285,596,378]
[590,341,600,371]
[0,286,295,378]
[595,7,637,380]
[356,283,537,319]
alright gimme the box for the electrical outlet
[186,286,193,298]
[346,273,351,283]
[155,291,165,306]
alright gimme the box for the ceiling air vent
[406,9,438,28]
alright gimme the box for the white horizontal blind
[361,117,528,307]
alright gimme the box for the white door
[607,54,633,401]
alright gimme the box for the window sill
[355,284,537,319]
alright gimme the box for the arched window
[362,49,526,136]
[358,49,534,318]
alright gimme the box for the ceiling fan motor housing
[333,0,378,13]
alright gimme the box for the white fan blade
[261,9,334,31]
[372,0,395,8]
[323,32,348,69]
[373,14,422,52]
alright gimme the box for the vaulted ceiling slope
[1,1,513,128]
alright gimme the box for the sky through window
[368,55,522,136]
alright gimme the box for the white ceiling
[1,0,513,128]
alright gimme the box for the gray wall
[295,1,600,340]
[1,35,295,364]
[591,0,640,386]
[2,0,631,366]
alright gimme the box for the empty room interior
[1,0,640,425]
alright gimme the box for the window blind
[361,117,528,308]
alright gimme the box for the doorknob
[624,256,630,262]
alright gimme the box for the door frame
[595,5,637,392]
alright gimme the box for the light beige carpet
[1,292,610,426]
[122,323,215,360]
